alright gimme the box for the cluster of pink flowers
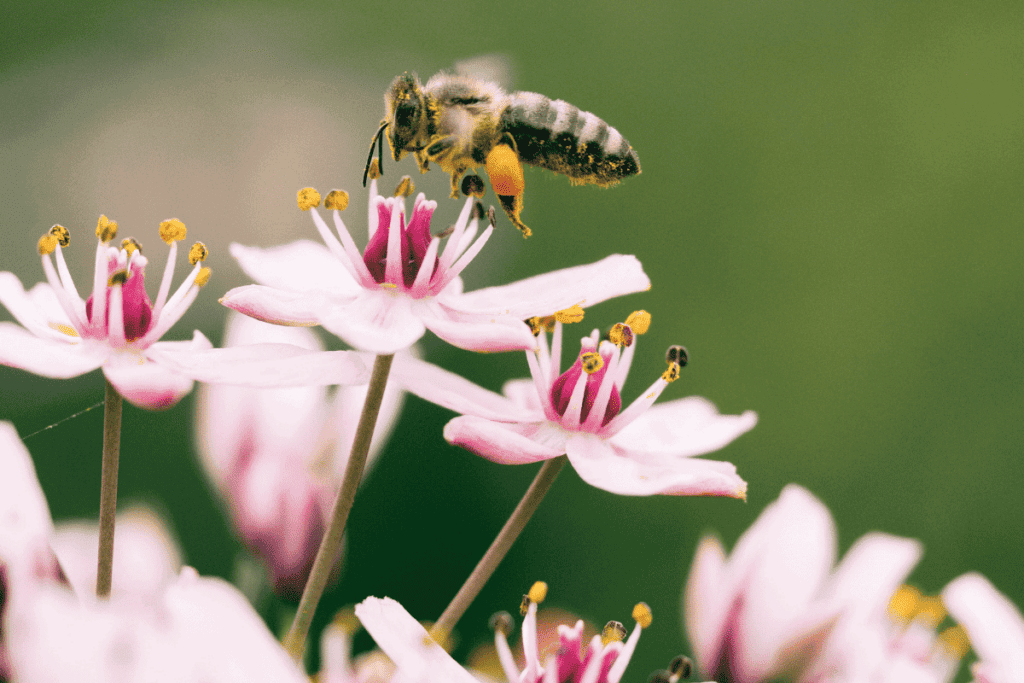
[0,175,1020,683]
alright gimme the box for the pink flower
[353,582,651,683]
[220,183,651,354]
[393,314,756,497]
[0,217,369,409]
[195,312,404,597]
[683,484,964,683]
[944,573,1024,683]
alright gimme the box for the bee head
[385,73,430,161]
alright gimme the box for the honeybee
[364,67,641,238]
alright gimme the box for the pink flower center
[362,200,436,288]
[85,261,153,341]
[549,350,622,427]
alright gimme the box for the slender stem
[430,454,568,642]
[283,353,395,662]
[96,379,122,598]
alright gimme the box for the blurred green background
[2,1,1022,680]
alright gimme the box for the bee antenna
[363,121,389,187]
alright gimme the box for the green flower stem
[283,353,395,662]
[96,379,122,598]
[430,454,568,642]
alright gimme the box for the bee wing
[454,54,514,91]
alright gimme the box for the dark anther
[669,655,693,679]
[472,201,486,221]
[666,345,689,367]
[487,206,497,227]
[648,670,673,683]
[488,610,514,636]
[461,174,485,198]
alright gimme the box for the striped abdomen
[499,92,641,186]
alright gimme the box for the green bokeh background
[2,1,1022,680]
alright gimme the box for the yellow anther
[188,242,208,265]
[527,316,556,336]
[662,363,681,383]
[581,352,604,375]
[325,189,350,211]
[528,581,548,604]
[297,187,322,211]
[368,158,381,180]
[914,596,946,628]
[49,224,70,248]
[158,218,187,244]
[632,602,652,629]
[554,305,585,325]
[108,270,129,286]
[48,322,79,337]
[888,585,921,624]
[938,625,970,659]
[601,621,627,645]
[194,266,212,288]
[625,310,651,335]
[519,594,531,616]
[96,215,118,242]
[489,611,514,636]
[37,233,58,256]
[330,607,359,634]
[120,237,142,255]
[609,323,634,348]
[394,176,414,197]
[461,174,486,198]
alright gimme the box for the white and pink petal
[317,290,427,354]
[0,323,106,379]
[220,284,333,328]
[230,241,360,296]
[607,397,757,458]
[444,416,565,465]
[102,349,196,411]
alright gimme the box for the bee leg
[497,193,531,238]
[414,150,430,174]
[449,169,467,199]
[486,140,531,237]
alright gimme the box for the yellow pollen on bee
[188,242,208,265]
[601,621,627,645]
[158,218,187,244]
[37,233,58,256]
[554,305,585,325]
[486,144,525,196]
[581,352,604,375]
[48,322,79,337]
[528,581,548,604]
[49,224,70,247]
[632,602,652,629]
[194,267,212,287]
[120,237,142,255]
[609,323,634,348]
[368,159,382,180]
[297,187,322,211]
[625,310,651,334]
[938,625,970,659]
[108,270,129,286]
[96,215,118,242]
[888,585,922,624]
[325,189,350,211]
[394,176,414,197]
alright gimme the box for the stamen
[625,310,651,334]
[606,605,652,683]
[520,594,531,617]
[461,174,486,198]
[938,625,970,658]
[325,189,349,211]
[194,267,212,287]
[649,671,672,683]
[528,581,548,604]
[49,224,70,247]
[914,596,946,628]
[96,215,118,242]
[188,242,208,265]
[581,352,604,375]
[554,305,585,325]
[601,621,627,645]
[367,158,382,180]
[487,205,497,227]
[888,585,922,624]
[608,323,634,348]
[632,602,652,629]
[666,345,689,366]
[108,270,129,286]
[488,611,514,636]
[668,655,693,678]
[120,237,142,255]
[394,176,414,198]
[297,187,322,211]
[158,218,187,244]
[38,233,58,256]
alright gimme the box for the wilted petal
[609,397,757,458]
[230,241,360,295]
[565,433,747,497]
[944,573,1024,683]
[444,416,565,465]
[451,254,651,319]
[0,323,105,379]
[103,348,196,410]
[220,284,332,327]
[355,596,479,683]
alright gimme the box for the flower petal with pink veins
[420,308,537,353]
[230,241,360,295]
[0,323,106,378]
[317,290,427,354]
[565,433,748,497]
[220,284,334,327]
[444,416,565,465]
[148,332,369,387]
[944,573,1024,683]
[685,536,731,678]
[451,254,651,319]
[392,354,541,423]
[0,274,72,340]
[102,349,197,410]
[355,596,480,683]
[608,397,757,458]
